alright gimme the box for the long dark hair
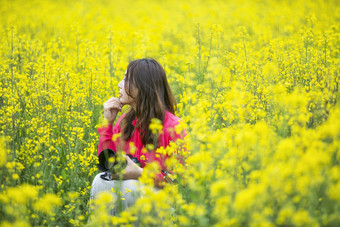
[121,58,176,145]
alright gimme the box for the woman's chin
[119,99,128,106]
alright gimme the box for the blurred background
[0,0,339,226]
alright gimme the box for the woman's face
[118,71,137,108]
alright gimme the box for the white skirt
[90,172,142,215]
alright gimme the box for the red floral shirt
[97,110,185,184]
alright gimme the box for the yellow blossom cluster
[0,0,340,226]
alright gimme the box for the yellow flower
[112,133,121,142]
[2,184,39,204]
[34,193,62,215]
[234,184,265,211]
[94,191,116,207]
[292,209,317,226]
[11,173,19,180]
[149,118,163,134]
[0,137,9,167]
[328,182,340,201]
[67,191,79,200]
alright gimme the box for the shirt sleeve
[164,119,187,164]
[153,118,186,187]
[97,117,122,156]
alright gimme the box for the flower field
[0,0,340,226]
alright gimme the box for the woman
[90,58,185,214]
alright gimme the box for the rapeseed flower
[34,193,62,215]
[1,0,340,225]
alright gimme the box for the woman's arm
[98,124,116,156]
[98,97,122,156]
[111,155,143,180]
[152,119,187,188]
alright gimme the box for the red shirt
[97,110,185,184]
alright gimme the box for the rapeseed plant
[0,0,339,226]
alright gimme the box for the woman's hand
[111,155,143,180]
[103,97,122,125]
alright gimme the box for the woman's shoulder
[163,111,181,128]
[114,113,127,127]
[162,110,186,141]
